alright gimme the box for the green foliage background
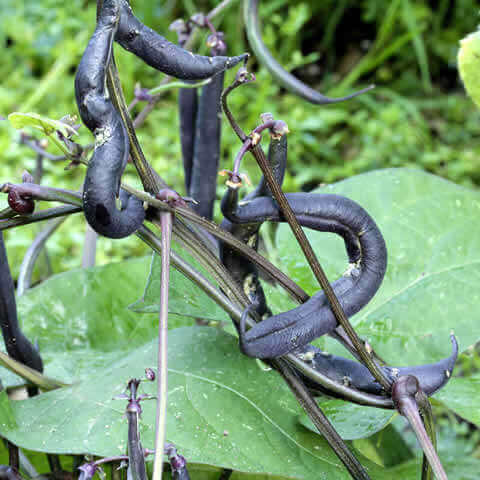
[1,0,480,277]
[1,0,480,475]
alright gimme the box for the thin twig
[152,211,173,480]
[17,216,66,296]
[137,226,394,409]
[221,76,393,392]
[0,206,82,231]
[82,224,97,269]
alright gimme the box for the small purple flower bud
[235,67,249,83]
[8,189,34,214]
[190,13,206,27]
[271,120,289,138]
[134,85,153,102]
[260,112,274,123]
[145,368,155,381]
[170,454,187,473]
[21,171,34,184]
[78,463,98,480]
[169,18,186,33]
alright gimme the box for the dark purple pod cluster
[75,0,247,239]
[296,335,458,398]
[75,0,145,239]
[220,132,287,318]
[115,0,246,80]
[178,27,229,221]
[225,191,387,359]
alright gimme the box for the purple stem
[392,376,447,480]
[152,210,173,480]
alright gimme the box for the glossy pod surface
[75,0,145,238]
[296,336,458,397]
[223,192,387,358]
[189,41,227,220]
[220,135,288,317]
[116,0,247,80]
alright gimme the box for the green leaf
[435,372,480,427]
[458,30,480,109]
[0,257,195,387]
[299,399,395,440]
[275,168,480,434]
[133,250,229,323]
[8,112,78,138]
[386,417,480,479]
[0,327,387,479]
[276,169,480,365]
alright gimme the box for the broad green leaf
[386,417,480,479]
[0,257,195,387]
[352,423,413,468]
[0,327,387,479]
[8,112,78,138]
[299,399,395,440]
[458,31,480,108]
[276,169,480,367]
[130,252,229,323]
[387,457,480,480]
[435,372,480,427]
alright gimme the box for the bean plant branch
[0,206,82,231]
[221,73,393,392]
[17,216,66,296]
[152,210,173,480]
[137,226,394,409]
[0,351,67,391]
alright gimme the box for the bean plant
[0,1,479,479]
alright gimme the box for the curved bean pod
[223,192,387,358]
[116,0,247,80]
[243,0,373,104]
[220,134,288,317]
[0,233,43,373]
[295,335,458,397]
[75,0,145,239]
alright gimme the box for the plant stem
[221,78,392,392]
[147,78,211,96]
[0,183,82,207]
[416,390,437,480]
[0,351,67,390]
[0,206,81,231]
[123,184,307,303]
[82,224,97,269]
[152,211,173,480]
[7,442,19,470]
[137,226,393,409]
[275,358,371,480]
[17,217,66,296]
